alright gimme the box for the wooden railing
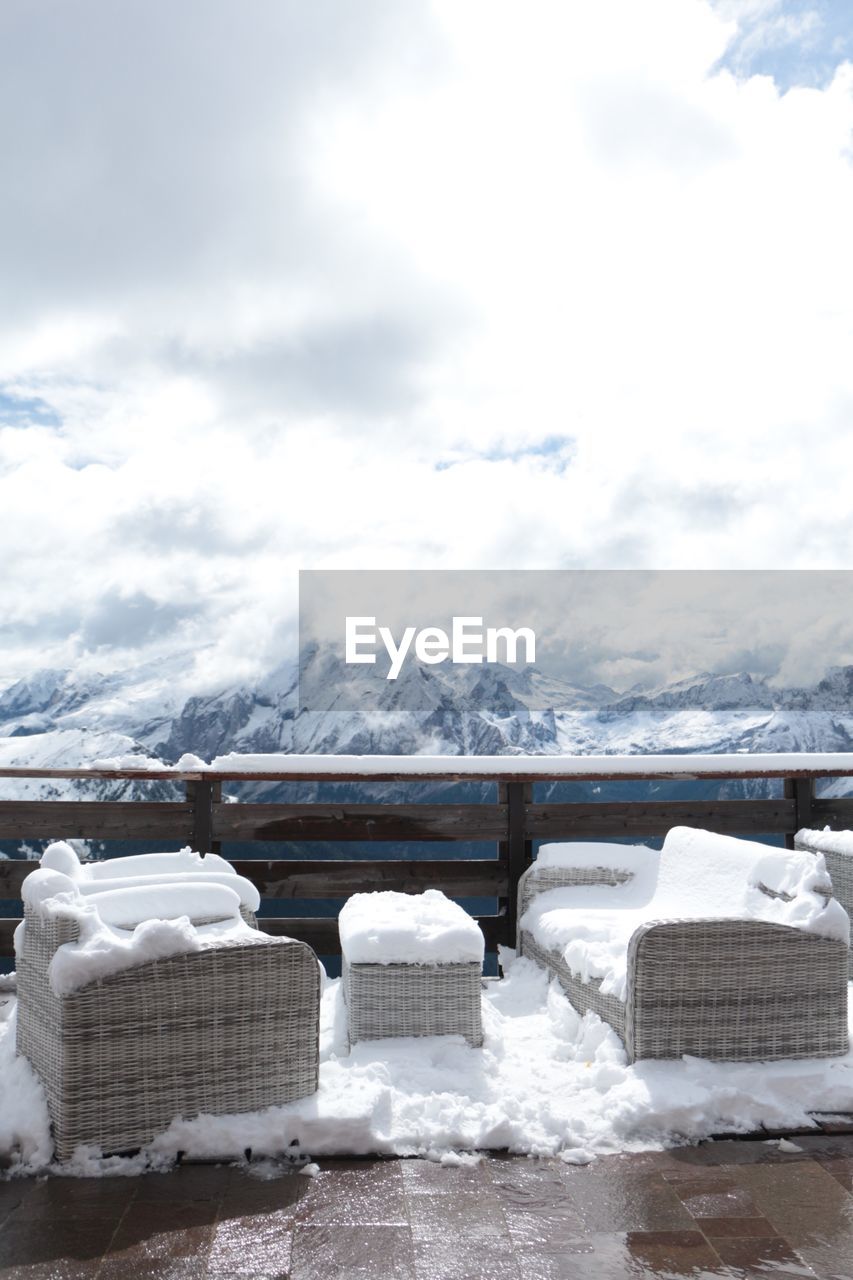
[1,754,853,958]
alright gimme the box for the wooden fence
[1,756,852,958]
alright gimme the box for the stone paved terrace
[4,1137,853,1278]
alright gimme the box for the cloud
[1,0,853,692]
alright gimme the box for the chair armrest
[624,917,848,1062]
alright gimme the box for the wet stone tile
[407,1189,508,1242]
[296,1161,407,1226]
[0,1180,27,1225]
[697,1214,778,1237]
[624,1229,730,1276]
[674,1175,761,1219]
[504,1208,586,1253]
[132,1163,234,1205]
[219,1168,310,1220]
[105,1202,215,1265]
[516,1229,726,1280]
[207,1208,294,1276]
[98,1262,209,1280]
[412,1236,520,1280]
[796,1238,853,1280]
[0,1217,115,1271]
[487,1159,571,1207]
[815,1159,853,1194]
[656,1139,811,1177]
[7,1173,135,1223]
[290,1224,414,1279]
[731,1159,853,1245]
[711,1234,817,1276]
[403,1157,492,1196]
[790,1134,853,1159]
[558,1167,695,1233]
[0,1261,104,1280]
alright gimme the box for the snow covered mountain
[2,654,853,804]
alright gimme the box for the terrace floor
[3,1137,853,1279]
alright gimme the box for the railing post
[503,781,532,945]
[783,776,815,848]
[187,779,218,854]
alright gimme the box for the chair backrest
[651,826,837,924]
[22,865,244,924]
[41,842,237,882]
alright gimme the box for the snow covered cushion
[77,872,259,912]
[37,843,260,911]
[535,842,654,876]
[73,883,242,929]
[522,826,850,1002]
[18,866,265,996]
[339,889,485,965]
[22,869,243,927]
[41,842,237,881]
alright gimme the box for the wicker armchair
[16,865,321,1161]
[795,828,853,978]
[517,830,849,1064]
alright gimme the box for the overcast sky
[2,0,853,692]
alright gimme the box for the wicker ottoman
[339,889,485,1048]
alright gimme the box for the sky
[2,0,853,693]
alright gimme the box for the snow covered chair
[339,889,485,1047]
[795,828,853,978]
[517,828,849,1063]
[39,841,261,926]
[15,865,321,1160]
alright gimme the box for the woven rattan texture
[16,908,321,1160]
[625,918,849,1061]
[518,930,627,1036]
[343,959,484,1047]
[795,836,853,978]
[519,916,848,1064]
[516,863,633,955]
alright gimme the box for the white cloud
[1,0,853,687]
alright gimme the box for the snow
[42,843,237,882]
[60,882,243,930]
[3,952,853,1175]
[205,751,853,777]
[797,827,853,855]
[536,841,656,873]
[18,866,265,996]
[522,827,850,1001]
[39,843,260,912]
[339,889,485,965]
[30,904,266,998]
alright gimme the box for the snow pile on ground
[3,951,853,1177]
[339,889,485,965]
[523,828,849,1000]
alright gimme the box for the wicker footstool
[339,889,485,1047]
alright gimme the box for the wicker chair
[517,829,849,1064]
[795,828,853,979]
[16,868,321,1161]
